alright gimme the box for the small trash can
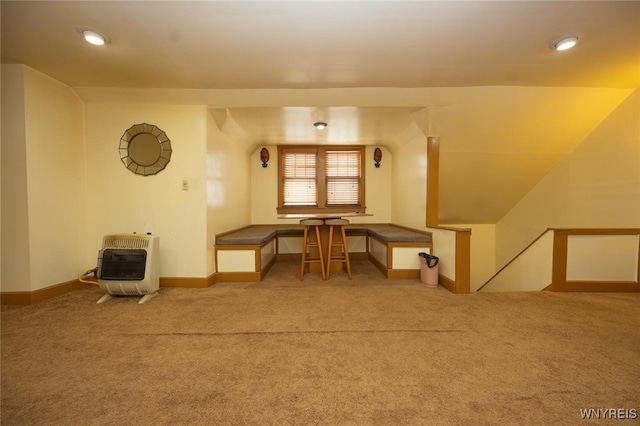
[419,252,439,288]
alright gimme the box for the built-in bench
[214,224,432,282]
[356,224,433,279]
[214,225,303,282]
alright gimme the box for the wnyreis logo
[580,408,637,420]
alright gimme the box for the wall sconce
[260,147,270,168]
[373,147,382,168]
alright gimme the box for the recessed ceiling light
[83,31,105,45]
[554,36,578,51]
[314,122,327,129]
[76,26,110,46]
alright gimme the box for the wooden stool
[300,219,326,280]
[325,218,352,279]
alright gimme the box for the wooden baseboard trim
[1,279,90,305]
[2,274,219,305]
[439,275,455,294]
[368,254,389,277]
[260,257,277,280]
[214,271,262,282]
[367,254,424,280]
[551,281,640,292]
[347,252,368,261]
[277,252,368,262]
[387,269,420,280]
[160,275,215,288]
[277,253,300,261]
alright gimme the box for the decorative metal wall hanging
[119,123,172,176]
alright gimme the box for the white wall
[566,234,639,282]
[426,227,456,281]
[85,104,209,278]
[496,89,640,268]
[207,111,252,275]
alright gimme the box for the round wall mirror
[119,123,172,176]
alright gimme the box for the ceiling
[2,1,639,223]
[2,1,639,89]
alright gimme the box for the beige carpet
[2,260,639,425]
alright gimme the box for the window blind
[326,150,361,205]
[282,151,317,206]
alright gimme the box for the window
[282,150,317,206]
[326,150,361,206]
[278,146,365,214]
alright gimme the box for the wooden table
[277,212,373,220]
[278,212,373,275]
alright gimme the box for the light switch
[182,179,189,191]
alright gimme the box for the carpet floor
[2,260,639,425]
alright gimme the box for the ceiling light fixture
[313,122,327,129]
[76,26,110,46]
[83,31,105,45]
[554,36,578,51]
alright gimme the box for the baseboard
[347,252,368,260]
[214,271,263,282]
[387,269,420,280]
[276,253,301,261]
[368,254,389,278]
[439,275,456,294]
[367,254,422,280]
[1,279,90,305]
[1,274,218,305]
[550,281,640,292]
[160,275,215,288]
[277,252,368,262]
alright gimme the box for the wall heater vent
[96,233,160,304]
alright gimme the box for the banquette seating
[214,223,433,282]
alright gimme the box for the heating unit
[95,233,160,304]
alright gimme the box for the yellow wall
[363,145,392,224]
[1,65,31,292]
[391,133,428,228]
[1,66,86,292]
[3,64,638,294]
[207,111,252,275]
[251,145,279,224]
[23,67,87,291]
[495,89,640,268]
[85,104,209,278]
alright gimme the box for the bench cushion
[216,224,431,245]
[276,226,305,236]
[366,225,432,243]
[216,226,278,245]
[345,226,370,235]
